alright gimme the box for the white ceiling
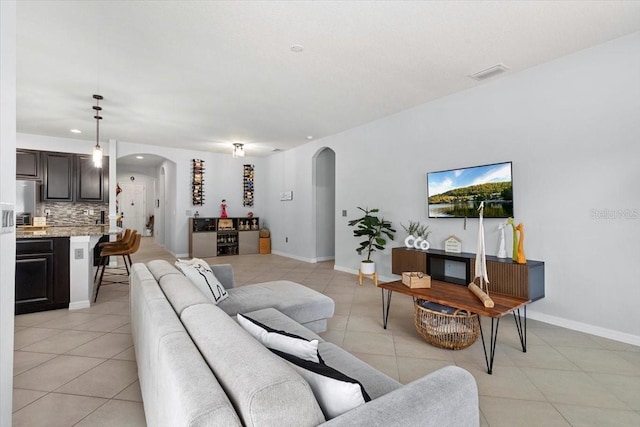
[16,1,640,157]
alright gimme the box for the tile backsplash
[37,201,109,226]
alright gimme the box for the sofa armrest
[211,264,235,289]
[321,366,479,427]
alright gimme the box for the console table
[378,280,528,374]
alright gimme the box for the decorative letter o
[404,235,415,248]
[420,240,430,251]
[413,237,423,249]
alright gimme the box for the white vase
[404,235,416,248]
[360,261,376,275]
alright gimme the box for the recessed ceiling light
[290,44,304,53]
[136,156,144,159]
[70,129,82,134]
[306,136,313,140]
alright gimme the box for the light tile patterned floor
[13,238,640,426]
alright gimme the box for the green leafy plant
[401,220,431,240]
[348,207,396,262]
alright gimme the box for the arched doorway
[313,148,336,261]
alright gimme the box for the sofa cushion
[175,260,229,304]
[159,273,212,316]
[181,303,326,427]
[237,313,322,363]
[147,259,184,281]
[273,349,371,420]
[218,280,335,327]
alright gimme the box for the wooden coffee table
[378,280,529,374]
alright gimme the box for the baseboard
[68,300,90,310]
[527,309,640,347]
[315,256,335,262]
[271,251,317,263]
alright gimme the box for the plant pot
[360,261,376,275]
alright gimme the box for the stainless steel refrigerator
[16,180,37,225]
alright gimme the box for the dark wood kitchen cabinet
[16,149,41,180]
[41,151,109,202]
[76,154,109,202]
[42,152,74,201]
[15,238,70,314]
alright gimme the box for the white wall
[116,141,267,257]
[265,33,640,344]
[0,2,16,424]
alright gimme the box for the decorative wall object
[280,191,293,201]
[192,159,204,206]
[243,164,254,207]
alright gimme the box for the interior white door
[119,183,146,234]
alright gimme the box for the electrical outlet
[89,209,94,215]
[74,248,84,260]
[285,237,288,243]
[44,209,51,216]
[342,210,347,217]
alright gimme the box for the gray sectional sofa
[130,260,479,427]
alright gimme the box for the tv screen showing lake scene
[427,161,513,218]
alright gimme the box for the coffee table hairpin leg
[478,306,527,375]
[381,289,392,329]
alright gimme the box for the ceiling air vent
[469,64,510,81]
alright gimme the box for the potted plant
[348,207,396,274]
[401,220,431,250]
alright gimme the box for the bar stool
[93,229,135,282]
[94,232,141,302]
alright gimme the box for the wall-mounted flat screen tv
[427,161,513,218]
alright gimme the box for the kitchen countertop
[16,225,119,239]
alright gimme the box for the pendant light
[92,94,103,168]
[233,143,245,158]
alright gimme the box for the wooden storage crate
[402,272,431,288]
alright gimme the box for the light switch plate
[1,202,15,234]
[74,248,84,260]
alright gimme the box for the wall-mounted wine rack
[243,164,254,207]
[192,159,204,206]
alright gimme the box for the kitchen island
[16,225,120,314]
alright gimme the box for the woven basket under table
[413,299,480,350]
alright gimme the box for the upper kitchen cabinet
[41,151,109,203]
[16,149,41,180]
[76,155,109,202]
[42,152,74,201]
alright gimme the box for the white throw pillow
[272,349,371,419]
[236,314,321,363]
[175,259,229,304]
